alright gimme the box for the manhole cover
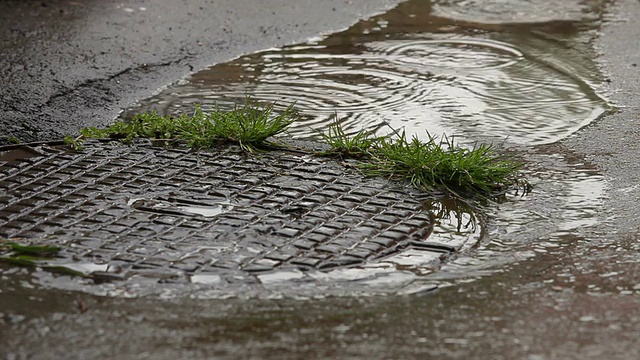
[0,140,480,294]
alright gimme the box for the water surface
[5,0,611,298]
[123,0,609,146]
[113,0,613,295]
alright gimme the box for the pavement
[3,0,640,359]
[0,0,400,143]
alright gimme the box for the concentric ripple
[431,0,605,25]
[123,0,608,146]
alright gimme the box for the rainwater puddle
[0,146,45,164]
[425,147,611,286]
[55,262,110,274]
[116,0,613,296]
[127,197,235,218]
[123,0,609,147]
[3,1,612,299]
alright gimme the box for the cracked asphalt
[0,0,400,143]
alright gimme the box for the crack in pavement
[43,54,197,109]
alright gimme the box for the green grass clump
[0,240,89,278]
[80,102,298,152]
[319,120,386,158]
[73,99,526,198]
[1,242,62,256]
[319,124,525,198]
[63,135,84,151]
[366,132,522,196]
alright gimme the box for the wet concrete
[0,0,400,144]
[3,0,640,359]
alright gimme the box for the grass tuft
[63,135,84,151]
[319,125,526,198]
[377,133,522,196]
[74,100,527,198]
[80,101,298,152]
[319,118,386,158]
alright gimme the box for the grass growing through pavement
[80,102,297,152]
[74,100,527,198]
[319,120,383,158]
[0,240,89,277]
[358,132,524,196]
[317,116,525,196]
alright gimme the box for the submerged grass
[0,239,87,277]
[73,100,527,199]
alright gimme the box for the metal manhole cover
[0,140,480,294]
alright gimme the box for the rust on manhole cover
[0,140,480,290]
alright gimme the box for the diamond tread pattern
[0,141,441,283]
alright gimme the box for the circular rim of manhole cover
[0,140,482,298]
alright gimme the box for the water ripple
[123,1,608,146]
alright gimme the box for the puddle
[257,269,306,284]
[422,197,482,252]
[1,1,613,298]
[190,274,222,285]
[127,197,234,218]
[423,147,611,285]
[123,0,609,147]
[0,146,45,164]
[53,262,110,274]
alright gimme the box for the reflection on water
[123,0,609,146]
[427,147,610,286]
[423,197,481,252]
[127,197,235,218]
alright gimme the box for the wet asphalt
[0,0,399,143]
[3,1,640,359]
